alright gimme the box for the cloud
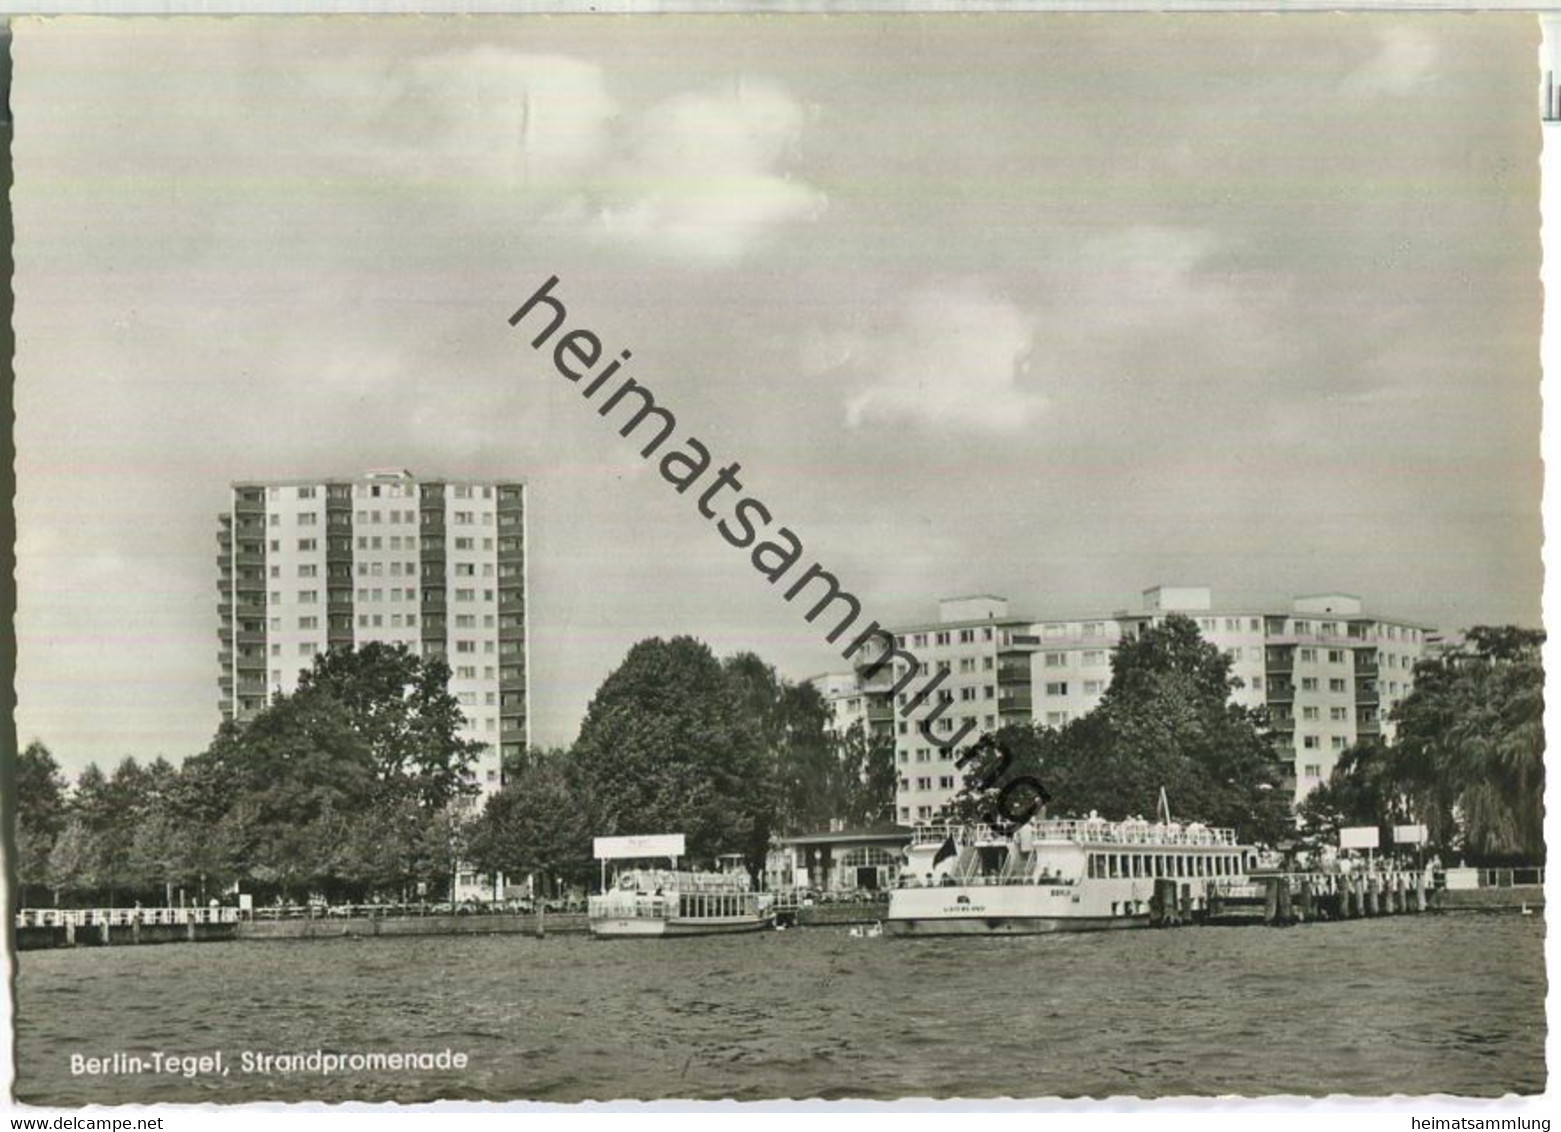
[367,49,619,191]
[1345,26,1439,96]
[591,81,826,264]
[830,286,1046,434]
[343,52,822,264]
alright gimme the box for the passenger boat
[587,868,775,937]
[587,833,774,938]
[885,816,1258,936]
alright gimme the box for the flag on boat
[932,836,958,868]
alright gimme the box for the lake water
[12,914,1547,1103]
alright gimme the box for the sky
[12,14,1544,780]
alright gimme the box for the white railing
[1030,819,1238,847]
[16,907,240,928]
[910,820,1238,848]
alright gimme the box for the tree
[572,637,774,873]
[723,653,843,836]
[835,720,897,828]
[468,749,592,895]
[15,740,67,905]
[292,643,484,810]
[1387,626,1544,862]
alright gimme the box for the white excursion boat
[885,816,1258,936]
[587,834,775,938]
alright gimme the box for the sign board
[1339,826,1380,851]
[237,894,253,912]
[1393,824,1428,845]
[593,834,686,861]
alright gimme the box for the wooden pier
[15,906,240,950]
[1151,869,1434,928]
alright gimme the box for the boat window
[1176,856,1185,877]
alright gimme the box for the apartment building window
[1322,622,1338,636]
[268,617,280,631]
[269,540,280,552]
[938,776,955,790]
[455,537,474,550]
[1228,647,1242,661]
[936,660,952,674]
[1083,622,1104,637]
[1302,706,1319,721]
[1330,707,1348,721]
[456,665,477,679]
[455,563,475,577]
[1045,652,1066,668]
[1083,650,1105,666]
[898,752,909,764]
[958,657,975,673]
[298,616,317,630]
[1252,677,1263,691]
[1299,648,1317,662]
[1250,618,1262,632]
[984,685,995,699]
[1084,680,1104,696]
[1303,735,1320,749]
[298,538,316,551]
[915,749,931,763]
[1301,677,1318,691]
[898,777,911,791]
[1330,679,1347,693]
[959,629,974,643]
[454,485,473,499]
[1328,649,1346,664]
[915,777,932,791]
[960,687,977,701]
[935,631,950,646]
[454,511,475,525]
[983,627,994,641]
[916,806,932,820]
[299,643,317,657]
[936,718,953,733]
[1331,736,1347,750]
[297,513,317,526]
[1295,620,1311,634]
[372,589,382,602]
[456,614,476,628]
[1303,764,1322,778]
[898,721,909,735]
[1045,681,1068,696]
[456,589,475,602]
[984,715,996,728]
[298,564,317,578]
[982,656,994,670]
[1199,618,1215,632]
[913,633,927,648]
[456,640,476,653]
[900,807,911,821]
[1046,711,1069,726]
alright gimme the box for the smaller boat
[587,833,774,938]
[848,923,883,939]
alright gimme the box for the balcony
[996,663,1030,684]
[235,630,264,645]
[1264,651,1294,673]
[867,699,894,723]
[1265,681,1294,701]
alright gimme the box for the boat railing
[910,819,1238,848]
[1029,819,1239,846]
